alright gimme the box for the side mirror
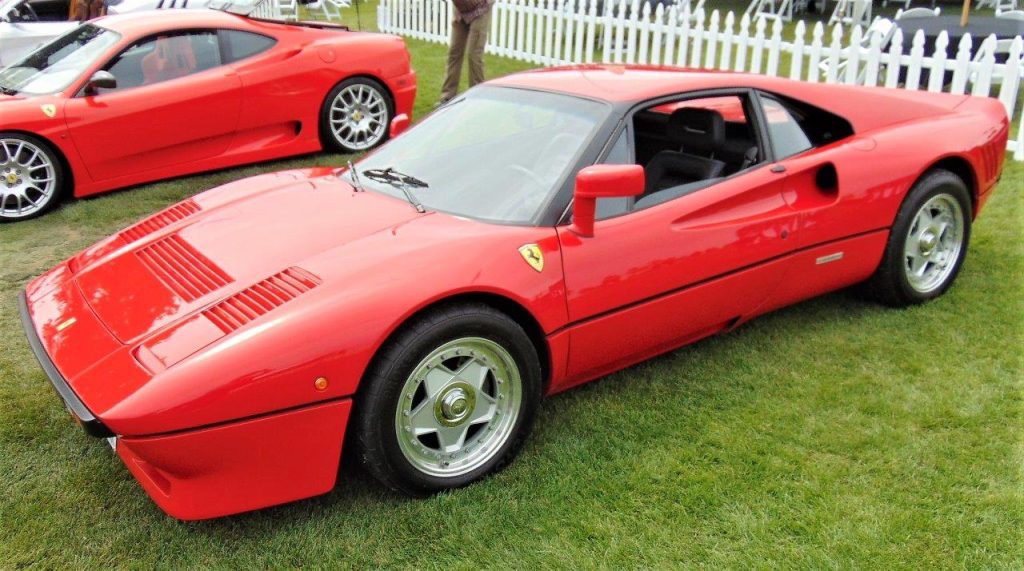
[84,70,116,94]
[390,113,410,138]
[570,164,645,237]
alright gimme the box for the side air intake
[120,199,201,242]
[204,267,321,334]
[136,234,232,302]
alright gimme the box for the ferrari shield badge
[518,244,544,272]
[40,104,56,118]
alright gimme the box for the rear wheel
[354,303,542,496]
[865,169,971,306]
[319,77,393,153]
[0,132,65,222]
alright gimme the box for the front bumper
[20,289,354,520]
[18,291,113,438]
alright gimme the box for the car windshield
[350,86,611,224]
[0,24,120,95]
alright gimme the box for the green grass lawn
[1,16,1023,568]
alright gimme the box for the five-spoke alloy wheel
[865,169,971,306]
[355,303,542,496]
[320,77,393,153]
[0,133,64,221]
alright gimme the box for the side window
[595,128,632,220]
[759,93,854,160]
[759,96,813,160]
[219,30,277,64]
[103,30,222,92]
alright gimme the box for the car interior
[103,31,221,91]
[593,91,854,218]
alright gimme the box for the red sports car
[19,65,1008,520]
[0,8,416,220]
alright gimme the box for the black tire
[864,169,972,307]
[319,77,393,154]
[353,303,543,496]
[0,132,67,222]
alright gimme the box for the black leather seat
[643,108,727,196]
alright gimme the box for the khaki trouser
[440,10,491,101]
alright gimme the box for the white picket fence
[377,0,1024,160]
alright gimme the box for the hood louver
[120,199,201,242]
[204,267,321,334]
[136,234,232,302]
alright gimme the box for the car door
[556,93,799,384]
[64,29,242,182]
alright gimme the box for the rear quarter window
[219,30,277,64]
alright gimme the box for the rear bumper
[18,290,113,438]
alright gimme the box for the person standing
[437,0,494,105]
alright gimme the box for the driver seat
[643,108,727,196]
[141,36,197,85]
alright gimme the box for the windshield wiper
[362,167,428,213]
[363,167,429,189]
[0,85,17,96]
[346,160,364,192]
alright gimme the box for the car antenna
[347,160,364,191]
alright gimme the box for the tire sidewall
[319,77,394,154]
[360,308,542,495]
[0,131,65,222]
[889,171,972,303]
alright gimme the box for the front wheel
[0,133,65,222]
[353,303,542,496]
[865,169,972,306]
[319,77,393,154]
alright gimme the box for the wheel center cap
[352,110,364,122]
[435,382,476,427]
[4,173,16,185]
[919,231,938,255]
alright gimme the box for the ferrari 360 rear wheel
[0,133,64,221]
[354,303,542,496]
[320,77,393,154]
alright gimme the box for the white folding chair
[819,17,896,82]
[319,0,351,21]
[996,8,1024,18]
[277,0,298,19]
[895,6,940,18]
[969,37,1020,88]
[830,0,872,27]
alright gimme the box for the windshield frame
[0,23,123,96]
[348,85,618,227]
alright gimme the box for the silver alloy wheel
[903,193,965,294]
[394,337,522,478]
[0,138,57,219]
[329,83,388,151]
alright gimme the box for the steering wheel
[16,3,40,22]
[489,164,547,220]
[505,164,546,190]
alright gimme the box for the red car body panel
[19,66,1009,520]
[0,11,416,198]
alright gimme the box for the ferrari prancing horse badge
[518,244,544,272]
[40,104,56,118]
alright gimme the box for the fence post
[844,25,862,84]
[862,23,882,86]
[766,17,783,76]
[720,11,735,71]
[824,23,842,83]
[997,37,1022,119]
[676,4,691,67]
[950,33,972,94]
[638,2,653,64]
[789,19,805,80]
[651,4,665,66]
[905,30,926,90]
[971,35,997,96]
[927,31,949,92]
[584,0,597,63]
[734,13,750,71]
[750,14,767,74]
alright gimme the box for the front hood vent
[204,267,320,334]
[120,199,201,242]
[136,234,232,302]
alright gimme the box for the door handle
[770,164,786,174]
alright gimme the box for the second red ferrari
[0,8,416,220]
